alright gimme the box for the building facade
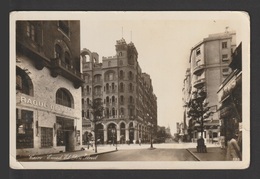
[81,38,157,144]
[16,21,84,157]
[217,42,242,147]
[183,31,237,143]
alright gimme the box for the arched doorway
[129,122,134,144]
[120,123,126,144]
[107,123,117,145]
[96,123,104,144]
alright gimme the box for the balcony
[93,80,103,86]
[51,58,84,89]
[93,92,103,98]
[193,64,205,76]
[193,78,206,89]
[106,89,117,94]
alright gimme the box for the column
[104,129,107,144]
[126,128,129,142]
[134,129,138,144]
[117,129,120,142]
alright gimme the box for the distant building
[81,38,157,144]
[165,126,172,137]
[217,42,242,146]
[183,31,237,143]
[16,21,83,157]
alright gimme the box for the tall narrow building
[183,31,236,142]
[16,21,83,157]
[81,38,157,144]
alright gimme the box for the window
[119,52,123,56]
[94,74,101,83]
[129,83,133,92]
[222,42,227,49]
[109,73,114,81]
[106,108,109,117]
[86,86,91,95]
[86,110,90,118]
[112,96,115,103]
[222,54,229,62]
[129,71,133,80]
[120,83,124,92]
[129,108,134,116]
[112,108,116,116]
[106,83,109,92]
[196,48,201,56]
[58,21,69,37]
[112,83,115,91]
[55,44,62,58]
[82,99,84,107]
[84,75,89,83]
[64,52,71,65]
[41,127,53,148]
[222,68,230,76]
[129,96,134,104]
[120,70,124,79]
[222,68,229,73]
[120,96,124,105]
[16,67,34,96]
[56,88,73,108]
[16,109,34,149]
[128,55,134,65]
[120,108,125,115]
[56,117,74,146]
[26,22,35,41]
[106,96,109,103]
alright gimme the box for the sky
[79,12,247,134]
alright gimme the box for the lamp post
[148,122,154,149]
[111,127,117,150]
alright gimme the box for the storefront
[16,57,82,157]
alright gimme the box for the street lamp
[148,122,154,149]
[111,128,118,151]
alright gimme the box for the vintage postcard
[10,11,250,169]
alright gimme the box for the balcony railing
[93,92,103,98]
[193,64,205,76]
[193,78,206,89]
[51,58,84,89]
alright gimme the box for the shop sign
[20,96,72,113]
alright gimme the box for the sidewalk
[17,146,117,161]
[187,147,227,161]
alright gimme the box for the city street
[87,148,197,161]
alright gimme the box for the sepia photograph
[10,11,250,169]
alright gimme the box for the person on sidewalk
[139,138,142,146]
[226,134,242,161]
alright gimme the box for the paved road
[80,148,198,161]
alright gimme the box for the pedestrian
[139,138,142,146]
[226,134,242,161]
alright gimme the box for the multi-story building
[81,38,157,144]
[16,21,84,157]
[217,42,242,147]
[183,31,237,143]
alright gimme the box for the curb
[186,149,200,161]
[62,149,118,161]
[89,149,118,157]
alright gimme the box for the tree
[88,99,104,153]
[187,88,213,152]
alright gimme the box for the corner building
[16,21,84,157]
[183,31,236,143]
[81,38,157,144]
